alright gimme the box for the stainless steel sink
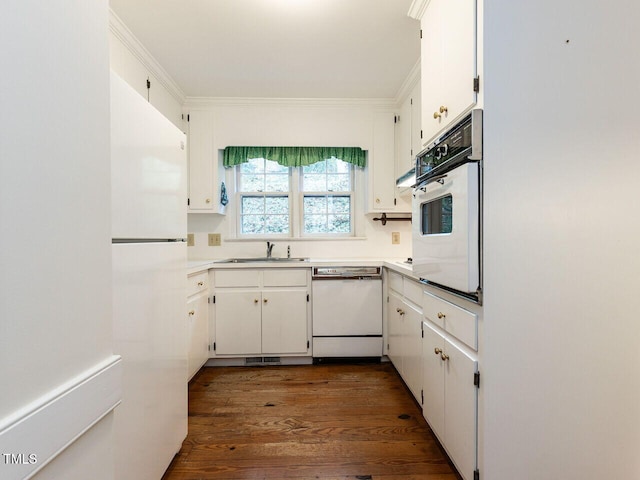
[216,257,309,263]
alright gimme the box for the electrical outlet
[208,233,221,246]
[392,232,400,245]
[187,233,195,247]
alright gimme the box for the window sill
[225,236,368,242]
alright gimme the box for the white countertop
[187,257,417,278]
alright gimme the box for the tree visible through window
[302,158,352,234]
[238,158,290,235]
[236,157,354,237]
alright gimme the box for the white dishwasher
[311,266,383,362]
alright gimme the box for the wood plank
[162,363,461,480]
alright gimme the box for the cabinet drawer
[388,271,404,294]
[187,272,208,297]
[423,291,477,350]
[404,278,423,307]
[263,269,308,287]
[214,269,260,288]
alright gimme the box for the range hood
[396,167,416,190]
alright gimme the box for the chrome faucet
[266,241,275,258]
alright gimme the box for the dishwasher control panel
[312,266,381,279]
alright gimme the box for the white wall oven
[412,110,482,303]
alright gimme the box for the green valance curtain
[223,146,366,168]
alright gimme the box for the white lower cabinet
[422,321,478,480]
[387,273,423,404]
[261,290,309,354]
[214,290,262,355]
[187,271,210,380]
[212,268,311,357]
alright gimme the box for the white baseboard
[0,356,122,480]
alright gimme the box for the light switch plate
[187,233,195,247]
[208,233,221,246]
[391,232,400,245]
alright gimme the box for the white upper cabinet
[187,110,226,214]
[420,0,477,147]
[396,80,422,176]
[368,111,398,212]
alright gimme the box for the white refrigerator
[110,72,188,480]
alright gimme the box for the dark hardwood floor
[162,362,461,480]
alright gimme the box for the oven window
[421,195,453,235]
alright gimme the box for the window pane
[328,196,350,214]
[304,196,327,214]
[241,215,265,235]
[266,215,289,234]
[327,174,350,191]
[264,159,288,173]
[302,161,326,174]
[326,157,339,173]
[265,196,289,214]
[240,158,265,174]
[242,196,265,214]
[302,174,326,192]
[239,174,264,192]
[265,174,289,192]
[304,214,327,234]
[328,214,350,233]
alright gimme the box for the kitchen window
[237,158,291,235]
[231,149,362,238]
[301,158,352,235]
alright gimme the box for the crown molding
[407,0,431,20]
[394,59,421,104]
[109,9,186,105]
[183,96,397,110]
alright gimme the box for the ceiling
[109,0,420,99]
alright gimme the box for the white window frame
[236,161,292,238]
[298,163,355,238]
[232,158,358,239]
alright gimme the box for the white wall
[482,1,640,478]
[185,100,413,260]
[0,1,116,478]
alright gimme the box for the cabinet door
[444,338,478,480]
[369,111,397,212]
[187,293,209,380]
[188,110,216,211]
[420,0,444,147]
[410,81,422,163]
[402,303,423,403]
[214,291,262,355]
[396,95,412,175]
[420,0,477,147]
[439,0,477,131]
[387,293,404,370]
[422,322,445,441]
[261,290,308,355]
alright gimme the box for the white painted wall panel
[482,1,640,478]
[0,0,117,479]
